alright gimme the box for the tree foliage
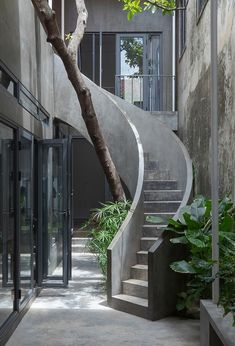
[121,38,143,73]
[119,0,177,20]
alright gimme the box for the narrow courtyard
[7,236,200,346]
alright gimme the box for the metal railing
[115,74,175,112]
[0,60,50,124]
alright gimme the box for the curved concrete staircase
[53,55,193,320]
[111,154,184,318]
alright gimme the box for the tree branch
[68,0,88,62]
[31,0,126,201]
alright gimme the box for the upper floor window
[197,0,208,20]
[179,0,186,58]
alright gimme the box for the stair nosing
[144,212,175,215]
[113,294,148,307]
[143,224,167,227]
[123,279,148,287]
[131,264,148,270]
[143,179,177,182]
[144,200,181,203]
[144,189,182,192]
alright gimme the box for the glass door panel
[0,123,15,325]
[19,133,34,301]
[117,35,145,109]
[40,140,69,286]
[116,33,162,111]
[148,34,161,111]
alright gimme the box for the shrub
[86,200,131,280]
[165,196,235,323]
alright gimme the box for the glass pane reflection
[0,123,14,325]
[19,136,33,299]
[42,146,64,279]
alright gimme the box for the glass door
[19,131,34,302]
[0,123,15,325]
[116,34,146,109]
[147,34,162,111]
[38,139,70,287]
[116,33,162,111]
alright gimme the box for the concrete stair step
[144,190,183,201]
[137,250,148,265]
[131,264,148,281]
[72,237,90,253]
[144,160,159,170]
[72,237,90,245]
[140,237,158,250]
[144,170,170,180]
[144,201,181,213]
[143,180,178,190]
[123,279,148,299]
[142,224,166,237]
[144,212,174,225]
[72,229,91,237]
[112,294,148,319]
[113,294,148,307]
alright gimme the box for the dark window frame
[196,0,209,23]
[178,0,187,60]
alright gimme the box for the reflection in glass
[42,146,64,279]
[0,123,14,325]
[120,36,144,107]
[19,136,33,300]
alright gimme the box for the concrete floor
[7,241,200,346]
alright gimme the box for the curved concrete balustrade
[54,55,142,198]
[104,93,193,218]
[54,56,145,299]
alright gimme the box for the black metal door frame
[37,139,71,287]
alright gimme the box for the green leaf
[170,260,196,274]
[184,213,201,230]
[185,230,208,248]
[219,214,234,232]
[176,301,186,311]
[127,11,133,20]
[178,206,191,225]
[170,236,188,244]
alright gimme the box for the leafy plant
[119,0,177,20]
[164,195,235,323]
[86,200,131,280]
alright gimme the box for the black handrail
[0,59,49,124]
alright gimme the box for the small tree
[32,0,125,202]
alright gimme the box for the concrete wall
[0,0,54,138]
[177,1,235,199]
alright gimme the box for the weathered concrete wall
[177,1,235,199]
[0,0,54,138]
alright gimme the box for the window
[179,0,187,58]
[197,0,208,20]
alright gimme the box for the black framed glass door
[0,123,15,325]
[116,33,162,111]
[38,139,70,287]
[19,131,34,302]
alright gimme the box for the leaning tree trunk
[31,0,125,202]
